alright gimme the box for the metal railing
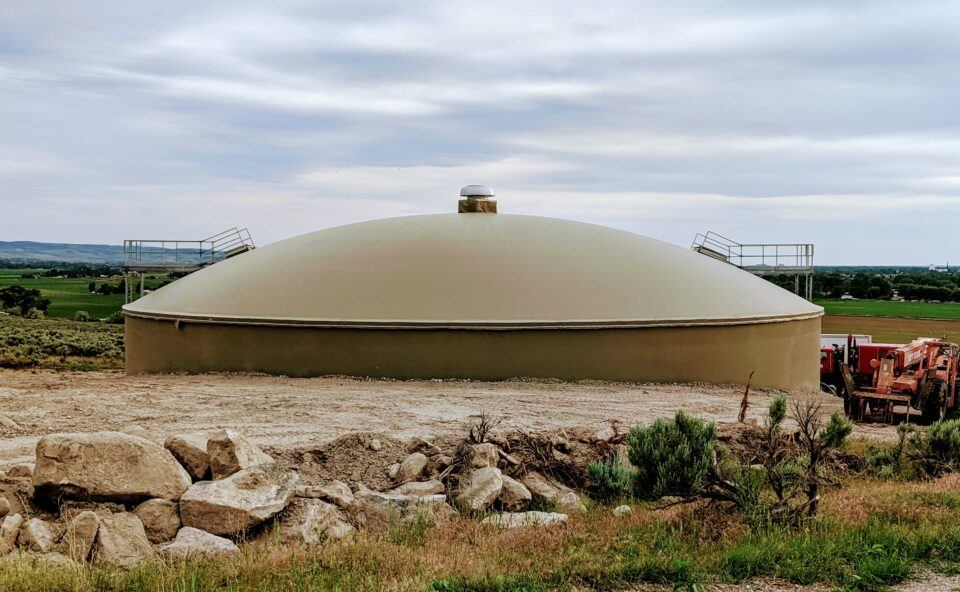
[123,228,254,271]
[691,231,813,275]
[122,228,255,303]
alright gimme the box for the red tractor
[821,335,959,423]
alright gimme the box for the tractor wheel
[921,378,947,424]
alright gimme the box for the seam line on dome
[121,309,823,329]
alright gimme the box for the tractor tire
[921,378,947,424]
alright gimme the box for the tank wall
[125,316,821,391]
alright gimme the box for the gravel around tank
[0,369,896,468]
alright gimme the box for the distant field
[822,315,960,344]
[0,269,124,319]
[816,299,960,320]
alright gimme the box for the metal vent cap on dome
[460,185,495,198]
[458,185,497,213]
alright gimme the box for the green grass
[0,269,123,318]
[2,490,958,592]
[0,269,166,319]
[817,299,960,320]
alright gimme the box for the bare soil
[0,369,900,469]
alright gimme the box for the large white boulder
[207,429,274,480]
[165,434,211,481]
[160,527,239,560]
[469,443,501,469]
[179,465,298,536]
[133,498,181,544]
[273,499,354,545]
[498,475,532,511]
[33,432,192,502]
[520,472,561,503]
[93,513,154,567]
[457,467,503,512]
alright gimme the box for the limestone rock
[482,511,568,529]
[179,465,298,536]
[458,467,503,511]
[295,480,355,509]
[0,497,9,517]
[133,498,181,544]
[207,429,274,480]
[93,512,154,567]
[165,434,211,481]
[368,438,382,452]
[396,452,428,483]
[160,527,238,560]
[469,443,501,469]
[556,492,587,513]
[6,464,33,479]
[387,463,400,480]
[405,436,441,455]
[433,454,454,469]
[350,488,454,533]
[33,432,192,502]
[391,480,444,497]
[498,475,532,511]
[0,514,23,555]
[520,472,560,503]
[273,498,354,545]
[594,426,617,443]
[59,510,100,561]
[18,517,54,553]
[613,504,632,516]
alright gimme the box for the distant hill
[0,241,123,264]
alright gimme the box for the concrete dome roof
[123,213,822,328]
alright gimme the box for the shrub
[105,311,124,324]
[588,453,636,502]
[23,308,45,320]
[821,411,853,449]
[627,411,716,500]
[0,314,123,369]
[73,311,91,322]
[912,418,960,475]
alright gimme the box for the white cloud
[1,0,959,264]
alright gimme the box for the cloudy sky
[2,1,958,264]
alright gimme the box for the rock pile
[0,423,622,567]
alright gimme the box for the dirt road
[0,370,893,468]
